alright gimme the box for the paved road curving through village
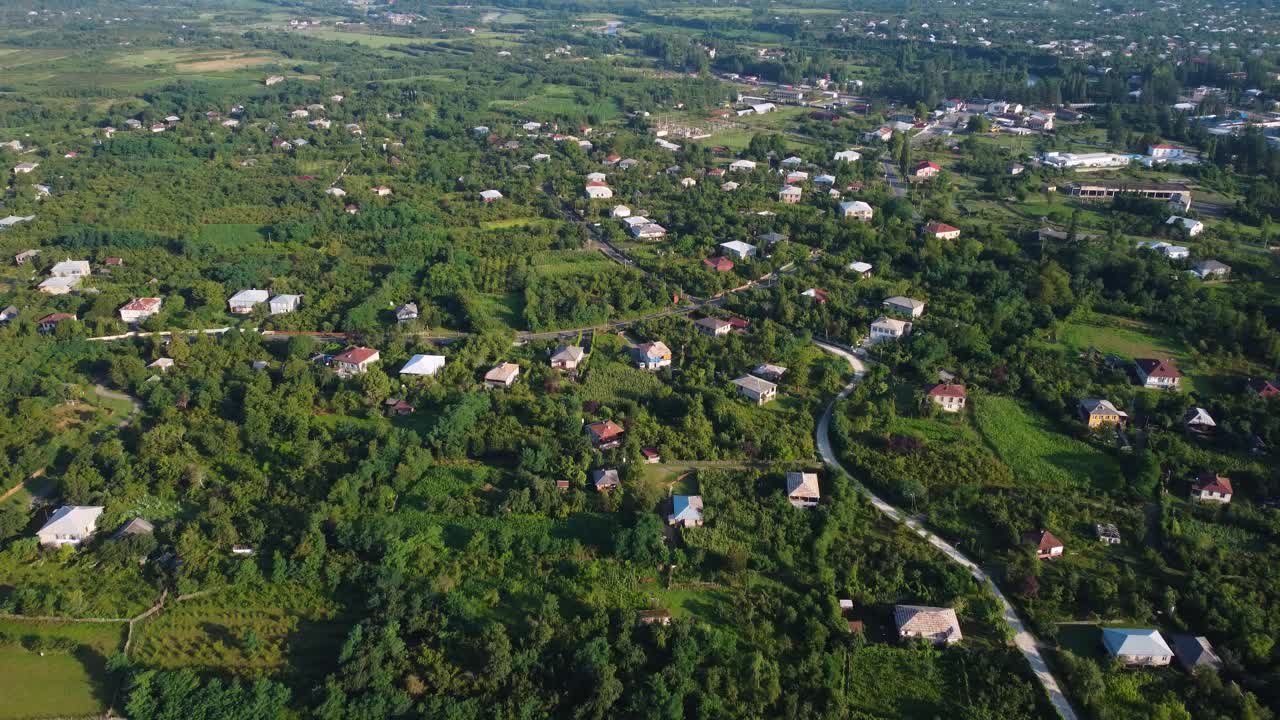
[813,340,1079,720]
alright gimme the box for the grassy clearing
[470,292,524,330]
[974,395,1123,492]
[0,619,125,720]
[530,250,613,278]
[649,586,731,622]
[1059,314,1184,360]
[198,223,267,248]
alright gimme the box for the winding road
[813,341,1079,720]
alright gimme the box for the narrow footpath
[813,340,1079,720]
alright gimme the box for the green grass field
[198,223,267,248]
[0,619,125,720]
[974,395,1123,492]
[1060,314,1184,360]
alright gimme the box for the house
[913,161,942,179]
[630,223,667,239]
[1102,628,1174,666]
[38,276,81,295]
[334,347,380,375]
[372,186,392,197]
[232,545,255,556]
[326,187,347,198]
[550,345,586,370]
[641,447,661,464]
[839,201,873,221]
[50,259,91,277]
[926,383,966,412]
[732,375,777,405]
[922,222,961,240]
[668,495,704,527]
[386,399,414,416]
[1095,523,1121,544]
[752,363,786,381]
[1079,398,1127,427]
[227,289,269,314]
[814,174,836,186]
[532,153,551,163]
[1134,358,1182,390]
[729,159,757,172]
[37,313,76,333]
[112,517,155,540]
[1,216,35,232]
[1184,407,1216,434]
[834,149,862,162]
[703,256,734,272]
[849,261,873,278]
[719,240,757,260]
[784,171,809,184]
[801,288,829,304]
[14,250,39,264]
[883,296,925,318]
[869,316,912,344]
[611,205,631,218]
[864,127,893,143]
[786,472,820,508]
[480,189,504,203]
[104,257,123,267]
[585,172,608,183]
[36,506,105,547]
[1190,260,1230,279]
[894,605,962,645]
[484,362,521,388]
[0,305,17,324]
[591,468,621,491]
[587,420,625,448]
[555,480,570,490]
[150,123,167,133]
[1171,635,1223,674]
[585,182,613,199]
[634,341,672,370]
[1166,215,1204,237]
[399,354,446,377]
[778,185,802,203]
[1023,529,1065,559]
[694,317,732,337]
[637,609,672,626]
[1191,472,1232,503]
[1148,144,1185,159]
[395,303,419,323]
[119,297,162,323]
[1138,240,1190,259]
[1249,378,1280,398]
[148,358,174,372]
[757,231,787,247]
[680,177,697,188]
[13,162,39,174]
[618,158,639,170]
[265,75,286,85]
[269,294,301,315]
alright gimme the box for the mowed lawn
[0,619,126,720]
[973,395,1124,492]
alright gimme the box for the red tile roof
[925,222,960,234]
[641,447,660,460]
[1135,358,1181,379]
[1193,473,1233,496]
[121,297,162,313]
[703,257,734,272]
[335,347,379,365]
[587,420,625,443]
[927,383,966,399]
[39,312,75,325]
[1250,378,1280,397]
[1023,529,1064,552]
[916,161,942,171]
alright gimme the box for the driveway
[813,342,1079,720]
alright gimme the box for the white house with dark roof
[550,345,586,370]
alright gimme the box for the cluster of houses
[227,289,302,315]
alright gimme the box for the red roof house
[1022,529,1065,559]
[334,347,380,374]
[587,420,625,448]
[1192,473,1233,503]
[1134,358,1182,390]
[1248,378,1279,398]
[703,257,734,272]
[924,222,961,239]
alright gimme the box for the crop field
[973,396,1123,492]
[580,360,666,404]
[130,586,347,681]
[0,619,126,720]
[530,250,614,278]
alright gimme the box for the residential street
[813,341,1080,720]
